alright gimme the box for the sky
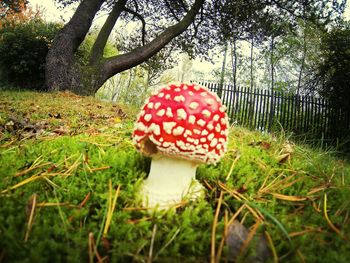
[28,0,350,23]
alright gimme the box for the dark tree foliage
[0,19,61,89]
[0,0,28,18]
[46,0,346,95]
[317,24,350,110]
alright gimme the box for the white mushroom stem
[141,156,204,209]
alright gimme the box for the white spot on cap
[173,126,185,136]
[147,102,154,109]
[136,122,147,132]
[221,118,226,125]
[193,129,201,135]
[163,122,176,134]
[144,114,152,122]
[166,107,173,117]
[201,129,209,136]
[154,102,161,109]
[205,98,215,105]
[189,102,199,110]
[215,123,221,132]
[165,94,171,100]
[177,108,187,120]
[163,142,171,147]
[158,93,164,98]
[208,133,214,141]
[197,119,206,127]
[137,110,145,119]
[149,123,161,136]
[207,123,214,130]
[213,114,220,122]
[184,130,192,137]
[194,85,200,91]
[220,106,226,112]
[210,138,218,147]
[157,109,165,117]
[189,91,194,96]
[175,88,181,92]
[200,138,206,143]
[174,95,185,102]
[188,115,196,124]
[202,109,211,118]
[200,92,207,97]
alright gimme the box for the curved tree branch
[98,0,205,86]
[89,0,128,65]
[124,7,146,46]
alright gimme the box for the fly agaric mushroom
[132,82,229,208]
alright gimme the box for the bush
[0,19,61,90]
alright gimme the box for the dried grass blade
[239,221,261,256]
[90,166,111,172]
[264,231,278,263]
[227,204,246,226]
[245,204,265,221]
[1,174,41,194]
[103,182,120,236]
[211,191,224,263]
[79,192,91,208]
[148,224,157,263]
[270,193,307,202]
[323,193,345,239]
[225,154,240,181]
[63,154,82,176]
[24,193,37,242]
[36,202,73,207]
[216,210,228,263]
[15,162,52,177]
[289,227,323,237]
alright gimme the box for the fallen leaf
[226,220,249,259]
[277,153,291,163]
[226,220,272,262]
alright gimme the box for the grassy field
[0,89,349,262]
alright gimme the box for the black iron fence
[199,81,350,142]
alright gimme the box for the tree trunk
[45,0,104,95]
[46,0,204,96]
[230,36,237,90]
[250,36,254,89]
[219,42,228,98]
[297,26,307,96]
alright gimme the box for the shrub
[0,19,61,90]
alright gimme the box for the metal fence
[199,81,350,142]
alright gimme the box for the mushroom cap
[132,82,229,164]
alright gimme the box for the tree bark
[46,0,205,96]
[89,0,128,65]
[297,26,307,96]
[45,0,104,95]
[218,42,227,98]
[250,36,254,89]
[230,36,237,90]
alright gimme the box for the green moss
[0,89,349,262]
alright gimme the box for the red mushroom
[132,82,229,208]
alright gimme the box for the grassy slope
[0,90,349,262]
